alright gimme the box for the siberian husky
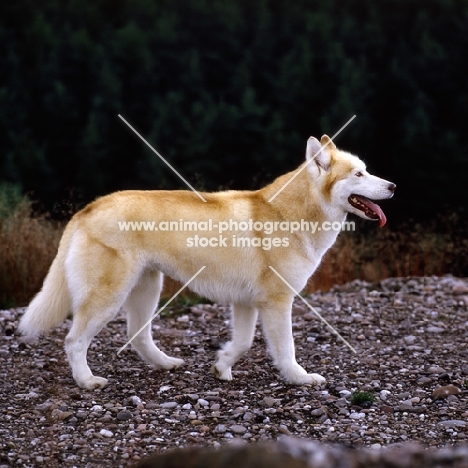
[20,135,395,389]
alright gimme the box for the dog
[19,135,395,389]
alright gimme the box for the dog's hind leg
[124,270,184,370]
[212,304,258,380]
[64,238,138,390]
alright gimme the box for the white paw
[211,364,232,381]
[288,372,326,386]
[159,357,185,370]
[77,376,109,390]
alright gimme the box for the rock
[130,395,142,406]
[278,425,292,436]
[404,335,417,344]
[438,420,467,428]
[379,390,391,401]
[428,366,446,374]
[160,402,178,409]
[230,424,247,434]
[100,429,113,438]
[310,408,326,417]
[380,405,394,414]
[262,396,276,407]
[214,424,227,434]
[116,410,133,421]
[453,283,468,295]
[431,385,461,400]
[417,377,433,385]
[350,412,365,420]
[51,409,73,421]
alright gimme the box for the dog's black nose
[388,183,396,193]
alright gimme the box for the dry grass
[1,188,466,307]
[0,196,63,308]
[308,214,468,292]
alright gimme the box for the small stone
[310,408,326,417]
[243,412,254,421]
[197,398,209,406]
[262,396,276,407]
[91,405,103,412]
[379,390,391,401]
[403,335,417,344]
[278,424,292,436]
[230,424,247,434]
[380,405,394,414]
[100,429,113,438]
[426,326,445,333]
[160,402,178,409]
[432,385,461,400]
[453,283,468,295]
[182,403,192,410]
[51,409,73,421]
[214,424,227,434]
[397,403,413,412]
[130,396,142,406]
[350,412,365,419]
[417,377,433,385]
[116,410,133,421]
[438,420,467,428]
[428,366,446,374]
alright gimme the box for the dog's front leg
[212,304,258,380]
[258,295,326,386]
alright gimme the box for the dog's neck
[260,164,347,225]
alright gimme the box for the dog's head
[306,135,396,227]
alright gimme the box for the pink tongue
[356,196,387,227]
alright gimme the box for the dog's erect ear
[306,136,331,172]
[320,134,336,150]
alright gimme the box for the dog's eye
[355,171,363,177]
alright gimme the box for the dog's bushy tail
[19,228,72,336]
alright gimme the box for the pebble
[3,276,468,465]
[130,396,142,406]
[438,420,466,428]
[116,410,133,421]
[230,425,247,434]
[160,402,178,409]
[262,396,276,407]
[214,424,227,434]
[432,385,461,400]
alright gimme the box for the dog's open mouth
[348,194,387,227]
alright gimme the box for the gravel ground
[1,275,468,467]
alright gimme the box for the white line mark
[118,114,207,202]
[268,266,357,353]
